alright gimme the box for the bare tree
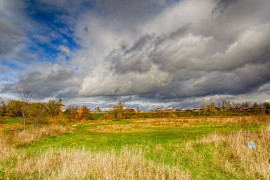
[18,90,32,130]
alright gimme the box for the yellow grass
[15,147,190,180]
[90,116,270,133]
[199,124,270,179]
[1,124,70,147]
[13,124,70,145]
[0,134,16,161]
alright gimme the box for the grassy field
[0,116,269,179]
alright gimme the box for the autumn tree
[26,103,49,126]
[109,100,125,120]
[0,98,6,116]
[252,102,261,115]
[209,102,216,113]
[202,103,207,115]
[66,105,80,120]
[47,100,60,117]
[5,100,23,117]
[79,106,90,120]
[262,102,270,114]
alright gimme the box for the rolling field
[0,116,269,179]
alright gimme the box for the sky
[0,0,270,110]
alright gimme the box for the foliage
[66,106,80,120]
[5,100,23,117]
[26,103,49,125]
[0,99,6,116]
[108,100,125,120]
[79,106,89,120]
[47,100,60,117]
[201,103,207,115]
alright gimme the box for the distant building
[59,98,66,112]
[155,108,162,113]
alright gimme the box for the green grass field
[1,118,20,124]
[1,116,269,179]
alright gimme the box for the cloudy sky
[0,0,270,110]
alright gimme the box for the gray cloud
[78,0,270,103]
[0,19,23,55]
[1,0,270,108]
[2,65,79,99]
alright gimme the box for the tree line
[201,100,270,115]
[1,96,270,126]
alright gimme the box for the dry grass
[14,124,70,145]
[1,116,269,179]
[1,124,71,146]
[199,124,270,179]
[90,116,270,133]
[15,147,190,180]
[0,134,16,161]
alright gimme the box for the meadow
[0,115,269,179]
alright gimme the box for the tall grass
[2,124,70,146]
[0,134,15,161]
[199,124,270,179]
[15,147,190,180]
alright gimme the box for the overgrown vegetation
[0,115,269,179]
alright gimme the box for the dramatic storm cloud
[1,0,270,109]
